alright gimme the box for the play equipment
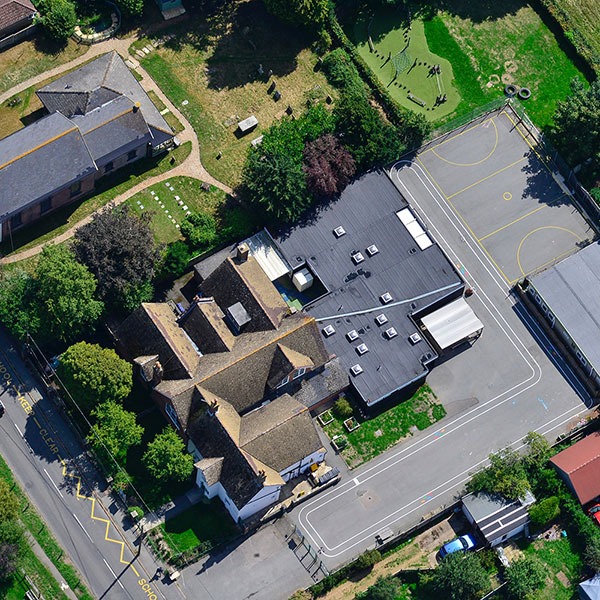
[392,44,412,76]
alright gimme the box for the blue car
[439,534,476,559]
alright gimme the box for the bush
[37,0,77,42]
[128,506,144,521]
[333,397,353,419]
[180,212,217,250]
[528,496,560,529]
[357,576,398,600]
[505,556,546,599]
[353,549,381,571]
[161,241,190,278]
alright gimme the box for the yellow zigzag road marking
[61,459,129,565]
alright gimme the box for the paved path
[1,34,233,265]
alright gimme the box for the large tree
[56,342,132,414]
[303,134,356,198]
[88,401,143,468]
[433,553,490,600]
[0,268,39,340]
[37,0,77,42]
[263,0,329,29]
[73,205,161,311]
[505,557,546,599]
[34,245,104,344]
[142,427,194,483]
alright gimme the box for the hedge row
[327,13,431,150]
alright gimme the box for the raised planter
[331,434,347,451]
[344,417,360,432]
[318,410,334,426]
[73,2,120,44]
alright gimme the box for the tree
[88,401,143,468]
[528,496,560,529]
[33,245,104,344]
[357,576,398,600]
[333,397,353,419]
[0,269,39,340]
[505,556,546,599]
[37,0,77,42]
[303,134,356,198]
[353,549,381,571]
[161,241,190,278]
[115,0,144,17]
[56,342,132,414]
[73,205,161,311]
[180,212,217,250]
[142,427,194,483]
[466,447,530,500]
[522,431,552,472]
[549,78,600,176]
[0,521,25,582]
[584,537,600,573]
[433,553,490,600]
[263,0,329,29]
[0,480,19,524]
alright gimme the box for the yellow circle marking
[503,191,512,201]
[516,226,583,276]
[431,119,498,167]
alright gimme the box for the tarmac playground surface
[407,105,594,284]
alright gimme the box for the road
[0,331,185,600]
[289,159,592,570]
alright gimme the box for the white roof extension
[421,297,483,350]
[244,230,291,281]
[396,208,433,250]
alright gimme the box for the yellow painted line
[131,565,139,577]
[431,118,499,166]
[421,117,496,154]
[478,205,546,242]
[446,156,527,200]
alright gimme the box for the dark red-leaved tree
[303,134,356,199]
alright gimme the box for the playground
[352,7,460,120]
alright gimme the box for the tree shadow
[521,147,571,207]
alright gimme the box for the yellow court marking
[421,117,497,155]
[516,226,584,276]
[431,118,499,166]
[446,156,527,200]
[478,204,546,242]
[503,192,512,201]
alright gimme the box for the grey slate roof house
[0,52,173,244]
[115,252,329,522]
[0,0,36,48]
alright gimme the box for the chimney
[236,243,249,262]
[152,361,164,386]
[133,101,141,112]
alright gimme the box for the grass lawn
[520,536,582,599]
[0,573,29,600]
[351,9,461,120]
[322,385,446,468]
[161,500,239,554]
[0,38,87,97]
[0,142,191,258]
[134,0,336,188]
[125,175,257,246]
[146,89,185,134]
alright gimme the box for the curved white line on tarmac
[297,159,589,558]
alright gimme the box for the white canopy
[244,230,291,282]
[421,297,483,350]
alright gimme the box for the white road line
[103,558,125,590]
[14,423,23,437]
[43,468,64,498]
[353,478,359,486]
[73,514,93,542]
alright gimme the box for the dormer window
[165,403,181,430]
[293,367,307,379]
[277,375,290,388]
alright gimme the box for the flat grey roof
[529,242,600,375]
[275,171,463,406]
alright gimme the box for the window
[127,149,137,162]
[40,197,52,214]
[165,403,181,429]
[70,180,81,198]
[277,375,290,388]
[104,161,114,173]
[10,213,22,229]
[293,367,306,379]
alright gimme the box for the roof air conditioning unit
[356,343,369,355]
[351,251,365,265]
[375,313,388,326]
[333,226,346,238]
[366,244,379,257]
[409,332,422,344]
[380,292,393,304]
[322,324,336,337]
[350,364,363,376]
[385,327,398,339]
[346,330,359,342]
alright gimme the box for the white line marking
[43,468,64,498]
[73,514,93,542]
[353,478,359,486]
[103,558,125,589]
[14,423,23,437]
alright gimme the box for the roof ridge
[569,453,600,472]
[82,100,143,136]
[241,398,306,446]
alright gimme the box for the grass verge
[0,453,93,599]
[146,89,185,134]
[322,385,445,468]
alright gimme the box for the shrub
[180,212,217,250]
[128,506,144,521]
[353,549,381,571]
[333,397,353,419]
[162,241,190,278]
[528,496,560,529]
[505,556,546,599]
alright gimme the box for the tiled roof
[181,300,235,354]
[0,0,35,33]
[195,457,223,486]
[550,432,600,505]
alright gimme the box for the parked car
[589,504,600,526]
[439,534,477,558]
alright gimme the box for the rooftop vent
[226,302,251,334]
[385,327,398,339]
[366,244,379,257]
[375,313,388,326]
[409,332,422,344]
[420,352,434,364]
[356,343,369,355]
[346,330,359,342]
[323,324,336,337]
[380,292,393,304]
[333,226,346,238]
[350,364,363,376]
[351,251,365,265]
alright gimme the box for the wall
[237,485,281,522]
[280,448,327,482]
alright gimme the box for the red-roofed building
[550,432,600,506]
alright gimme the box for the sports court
[414,105,594,283]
